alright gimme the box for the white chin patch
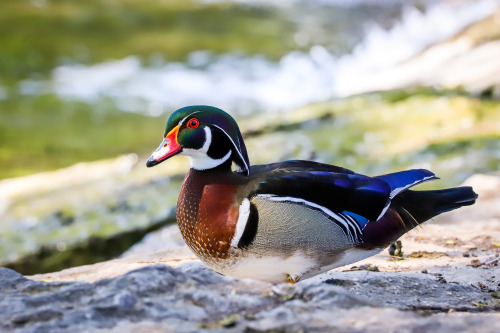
[183,127,232,171]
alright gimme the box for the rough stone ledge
[2,260,499,333]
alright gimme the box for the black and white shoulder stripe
[231,198,259,248]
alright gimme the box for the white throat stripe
[183,127,232,171]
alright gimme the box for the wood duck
[146,105,478,283]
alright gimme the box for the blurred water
[24,0,500,115]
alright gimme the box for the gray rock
[245,307,500,333]
[313,271,490,311]
[0,263,269,332]
[2,261,500,333]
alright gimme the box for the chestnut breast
[177,171,240,260]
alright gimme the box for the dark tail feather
[360,186,477,249]
[392,186,478,225]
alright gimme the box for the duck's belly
[201,247,383,283]
[218,250,318,283]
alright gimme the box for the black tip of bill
[146,158,158,168]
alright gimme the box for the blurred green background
[1,0,500,274]
[0,0,384,178]
[0,0,429,179]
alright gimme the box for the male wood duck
[146,105,477,283]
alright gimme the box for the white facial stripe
[183,126,232,171]
[178,110,203,127]
[213,124,249,175]
[213,125,250,173]
[231,198,251,248]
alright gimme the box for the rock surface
[2,262,499,333]
[0,173,499,332]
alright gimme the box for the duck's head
[146,105,250,175]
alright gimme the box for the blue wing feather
[250,162,392,221]
[249,163,438,222]
[375,169,438,198]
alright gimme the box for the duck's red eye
[186,118,199,129]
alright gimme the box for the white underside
[211,247,384,283]
[222,250,317,283]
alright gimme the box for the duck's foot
[388,240,404,257]
[286,274,301,284]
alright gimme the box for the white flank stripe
[257,195,355,240]
[343,214,362,235]
[338,213,357,243]
[231,198,251,247]
[334,212,353,242]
